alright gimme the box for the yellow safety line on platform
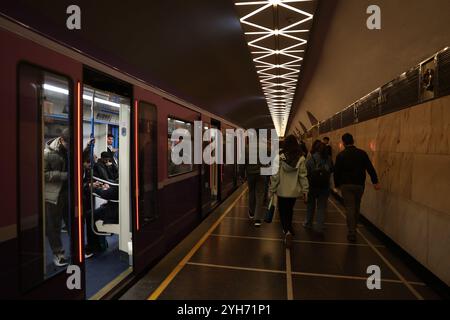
[147,186,248,300]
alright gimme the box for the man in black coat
[334,133,381,242]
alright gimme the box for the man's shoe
[347,234,357,243]
[284,232,293,248]
[53,253,69,267]
[254,220,262,227]
[248,211,255,220]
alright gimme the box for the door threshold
[89,267,133,300]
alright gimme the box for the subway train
[0,17,244,299]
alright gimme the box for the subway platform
[121,186,443,300]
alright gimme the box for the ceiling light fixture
[235,0,316,137]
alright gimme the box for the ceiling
[286,0,450,135]
[1,0,298,129]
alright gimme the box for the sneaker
[254,220,262,227]
[53,253,69,267]
[284,232,293,248]
[85,249,94,259]
[61,226,68,233]
[248,211,255,220]
[347,234,357,243]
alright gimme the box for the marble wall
[306,95,450,286]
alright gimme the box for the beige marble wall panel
[362,190,429,266]
[411,154,450,214]
[429,97,450,155]
[427,209,450,286]
[397,104,431,154]
[377,112,401,153]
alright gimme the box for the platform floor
[122,187,442,300]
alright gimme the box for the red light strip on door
[135,100,140,231]
[76,82,83,263]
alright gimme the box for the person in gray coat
[44,128,70,267]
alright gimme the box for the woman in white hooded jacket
[270,135,309,247]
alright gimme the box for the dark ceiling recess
[0,0,278,128]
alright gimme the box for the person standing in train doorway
[334,133,381,242]
[44,128,70,267]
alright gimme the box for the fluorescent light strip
[43,83,121,108]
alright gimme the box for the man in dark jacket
[334,133,380,242]
[44,129,70,266]
[94,152,119,182]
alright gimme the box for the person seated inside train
[94,152,119,182]
[83,149,108,259]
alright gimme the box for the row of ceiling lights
[235,0,314,137]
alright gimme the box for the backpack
[309,157,331,189]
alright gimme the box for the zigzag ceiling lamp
[235,0,317,137]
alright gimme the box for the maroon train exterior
[0,20,243,299]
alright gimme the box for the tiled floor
[129,189,443,300]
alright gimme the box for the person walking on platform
[245,131,265,227]
[304,140,333,235]
[270,135,309,248]
[334,133,381,242]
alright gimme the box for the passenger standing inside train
[245,131,265,227]
[44,128,70,267]
[270,135,309,248]
[106,133,119,167]
[334,133,380,242]
[304,140,333,235]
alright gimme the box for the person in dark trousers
[82,148,108,257]
[322,137,332,159]
[44,129,70,267]
[334,133,381,242]
[304,140,333,235]
[244,132,265,227]
[270,135,309,248]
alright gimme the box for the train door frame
[81,67,134,299]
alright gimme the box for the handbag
[264,195,276,223]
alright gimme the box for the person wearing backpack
[304,140,333,235]
[270,135,309,248]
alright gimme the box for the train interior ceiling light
[235,0,317,137]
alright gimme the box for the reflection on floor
[85,235,129,299]
[154,191,442,300]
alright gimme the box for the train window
[167,117,193,177]
[138,102,158,227]
[17,63,73,291]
